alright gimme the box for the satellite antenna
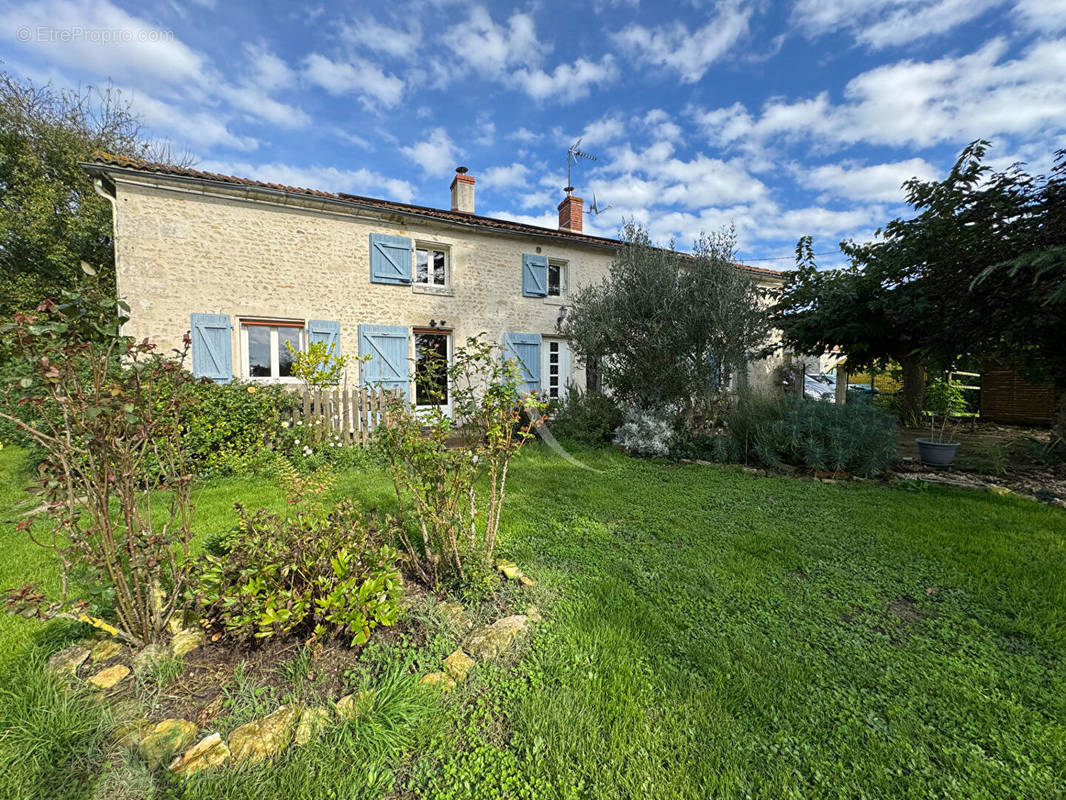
[589,190,613,215]
[566,138,596,196]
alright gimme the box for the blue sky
[2,0,1064,267]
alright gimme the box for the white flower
[297,420,303,426]
[294,439,300,445]
[281,421,290,429]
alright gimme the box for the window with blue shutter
[502,332,541,394]
[370,233,413,284]
[190,313,232,384]
[307,319,342,382]
[358,324,411,400]
[522,253,548,297]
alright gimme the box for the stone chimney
[450,166,475,214]
[557,192,583,233]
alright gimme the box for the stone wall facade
[105,171,783,395]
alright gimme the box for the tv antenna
[566,138,596,195]
[589,190,613,215]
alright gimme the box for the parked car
[847,383,880,399]
[804,373,837,402]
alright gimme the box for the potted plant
[916,377,966,467]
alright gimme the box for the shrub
[613,409,674,458]
[722,392,898,476]
[378,335,546,589]
[0,274,196,645]
[195,495,403,647]
[179,380,300,475]
[548,386,623,444]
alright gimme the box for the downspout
[92,177,122,304]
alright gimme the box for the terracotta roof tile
[85,152,781,278]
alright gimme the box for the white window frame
[240,319,305,383]
[413,241,451,291]
[541,337,572,400]
[546,258,568,298]
[413,329,453,416]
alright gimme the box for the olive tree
[561,223,773,430]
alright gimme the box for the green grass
[1,444,1065,798]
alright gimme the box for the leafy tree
[562,223,773,429]
[775,141,1066,424]
[0,72,151,318]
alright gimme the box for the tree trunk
[899,353,926,425]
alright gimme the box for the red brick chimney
[558,193,583,233]
[450,166,475,214]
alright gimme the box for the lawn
[2,443,1065,799]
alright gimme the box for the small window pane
[416,249,429,283]
[433,251,446,285]
[247,326,270,377]
[278,329,300,377]
[547,263,561,296]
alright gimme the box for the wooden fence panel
[980,369,1058,425]
[292,386,397,446]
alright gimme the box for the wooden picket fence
[290,386,400,446]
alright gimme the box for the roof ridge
[85,152,782,277]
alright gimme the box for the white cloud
[244,43,296,91]
[1014,0,1066,33]
[792,0,1006,48]
[693,38,1066,151]
[480,163,530,190]
[487,209,560,229]
[342,18,422,57]
[514,56,617,103]
[445,7,540,75]
[303,53,405,108]
[509,127,542,144]
[0,0,207,87]
[612,3,751,82]
[198,160,415,204]
[400,127,461,176]
[133,92,258,151]
[805,158,939,203]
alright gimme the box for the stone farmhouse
[83,154,783,411]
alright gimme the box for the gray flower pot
[916,438,960,467]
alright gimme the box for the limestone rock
[132,643,170,676]
[170,628,204,658]
[419,671,456,690]
[90,639,123,663]
[438,601,472,632]
[47,644,90,678]
[336,691,370,720]
[495,559,521,580]
[443,648,475,682]
[138,719,197,768]
[465,615,528,660]
[228,705,298,765]
[112,718,152,748]
[88,664,130,690]
[169,732,230,775]
[294,707,330,746]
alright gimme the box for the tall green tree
[562,223,773,428]
[775,141,1066,422]
[0,72,148,317]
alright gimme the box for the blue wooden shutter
[369,233,413,284]
[502,332,541,394]
[307,320,341,382]
[190,313,232,383]
[358,324,411,400]
[522,254,548,297]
